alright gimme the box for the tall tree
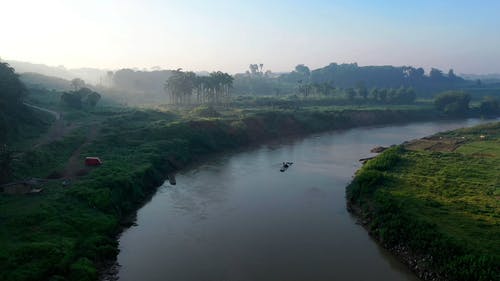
[249,64,259,75]
[429,68,445,80]
[0,62,26,108]
[70,78,85,91]
[356,81,368,99]
[165,70,232,106]
[0,62,27,144]
[295,64,310,76]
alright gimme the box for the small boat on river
[280,162,293,172]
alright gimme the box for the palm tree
[165,70,233,106]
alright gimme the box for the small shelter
[85,157,102,166]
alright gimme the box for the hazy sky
[1,0,499,73]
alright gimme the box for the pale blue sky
[1,0,499,73]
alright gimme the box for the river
[116,119,492,281]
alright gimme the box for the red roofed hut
[85,157,102,166]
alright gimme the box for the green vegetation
[434,91,471,116]
[165,70,233,105]
[1,60,499,280]
[479,96,499,117]
[233,63,470,97]
[61,88,101,109]
[0,62,53,182]
[230,89,421,110]
[76,62,491,106]
[347,122,500,281]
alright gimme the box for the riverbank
[346,122,500,281]
[0,106,490,281]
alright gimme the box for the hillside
[20,72,72,91]
[5,60,106,84]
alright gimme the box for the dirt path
[24,103,76,148]
[24,103,100,179]
[61,126,99,179]
[24,103,61,120]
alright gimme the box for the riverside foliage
[1,61,499,281]
[347,122,500,281]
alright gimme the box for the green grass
[0,181,117,281]
[347,122,500,281]
[4,106,54,150]
[13,129,87,179]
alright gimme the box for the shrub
[434,91,470,116]
[191,105,221,117]
[69,258,97,281]
[479,96,499,117]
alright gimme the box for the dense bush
[434,91,471,116]
[190,105,221,117]
[479,96,499,117]
[363,146,402,171]
[61,88,101,109]
[69,258,97,281]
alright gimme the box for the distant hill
[461,73,500,84]
[5,60,107,84]
[20,72,72,91]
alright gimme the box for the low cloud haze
[1,0,500,74]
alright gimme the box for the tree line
[281,63,467,96]
[232,63,473,97]
[296,82,417,104]
[434,91,499,116]
[164,70,233,105]
[90,63,489,103]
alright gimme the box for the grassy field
[347,122,500,281]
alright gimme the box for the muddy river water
[116,119,491,281]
